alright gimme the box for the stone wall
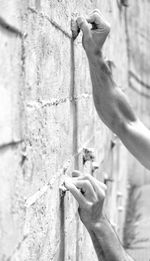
[0,1,130,260]
[123,1,150,260]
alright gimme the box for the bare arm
[76,11,150,170]
[89,55,150,170]
[89,216,134,261]
[64,171,134,261]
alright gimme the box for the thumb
[76,16,90,38]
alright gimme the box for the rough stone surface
[123,1,150,259]
[0,1,143,260]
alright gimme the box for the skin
[65,171,133,261]
[65,9,150,261]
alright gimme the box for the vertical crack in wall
[19,35,26,140]
[58,195,65,261]
[70,39,79,169]
[58,35,79,261]
[70,38,80,261]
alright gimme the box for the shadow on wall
[124,184,150,253]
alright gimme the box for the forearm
[87,215,134,261]
[88,54,137,135]
[88,54,150,169]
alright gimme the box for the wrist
[88,54,112,79]
[87,50,103,66]
[85,213,107,233]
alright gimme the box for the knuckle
[83,174,89,180]
[77,16,85,27]
[82,174,91,183]
[72,170,82,177]
[94,12,100,18]
[93,9,100,14]
[93,12,101,21]
[92,9,101,17]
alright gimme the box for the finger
[78,175,106,199]
[71,19,80,39]
[73,179,93,191]
[89,9,102,16]
[72,170,83,177]
[78,174,106,190]
[86,12,110,32]
[76,16,91,37]
[64,178,86,208]
[72,179,96,199]
[88,176,106,199]
[86,13,101,29]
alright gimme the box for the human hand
[64,170,107,230]
[76,10,110,59]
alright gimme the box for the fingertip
[64,177,73,190]
[72,170,82,177]
[71,18,80,39]
[76,16,90,35]
[64,178,86,207]
[76,16,85,27]
[86,15,93,24]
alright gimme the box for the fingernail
[64,177,72,188]
[77,16,85,27]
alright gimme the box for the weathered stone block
[0,32,22,145]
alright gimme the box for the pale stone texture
[123,1,150,259]
[0,0,144,261]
